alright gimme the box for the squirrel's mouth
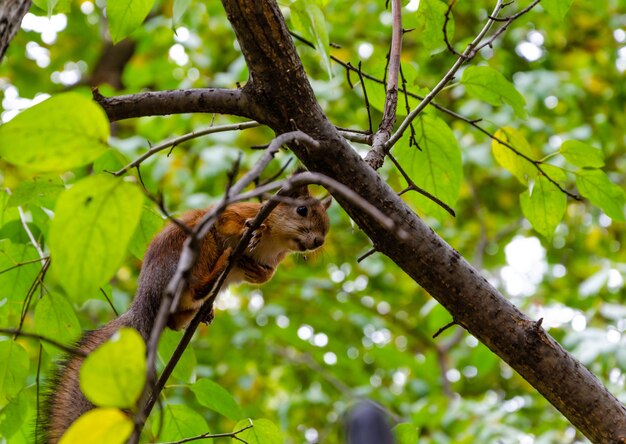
[295,238,324,252]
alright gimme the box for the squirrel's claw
[247,222,268,251]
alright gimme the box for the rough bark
[0,0,31,62]
[93,86,259,122]
[217,1,626,443]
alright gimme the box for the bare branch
[357,247,377,263]
[92,86,260,122]
[432,321,458,339]
[355,62,373,134]
[388,153,456,217]
[364,0,403,169]
[383,0,507,154]
[442,0,462,57]
[17,206,46,261]
[158,419,254,444]
[114,121,261,176]
[0,256,49,275]
[0,0,32,62]
[0,328,86,357]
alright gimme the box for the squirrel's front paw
[201,306,215,325]
[245,221,269,251]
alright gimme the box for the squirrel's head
[273,183,331,252]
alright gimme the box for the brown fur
[41,188,330,443]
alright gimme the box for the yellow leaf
[59,408,133,444]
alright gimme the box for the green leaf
[49,174,143,301]
[34,293,81,355]
[560,140,605,168]
[0,240,42,302]
[79,327,146,408]
[541,0,573,21]
[158,329,197,383]
[576,169,626,221]
[232,418,283,444]
[152,404,209,442]
[32,0,71,15]
[394,114,462,220]
[93,149,129,174]
[129,205,164,260]
[7,178,65,209]
[461,66,527,118]
[107,0,156,43]
[0,340,29,403]
[413,0,454,54]
[290,0,332,77]
[393,423,420,444]
[173,0,192,25]
[191,379,245,421]
[0,93,109,172]
[520,169,567,240]
[0,387,34,438]
[59,408,133,444]
[492,127,539,184]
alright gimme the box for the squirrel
[40,183,331,443]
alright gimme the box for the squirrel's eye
[296,206,308,217]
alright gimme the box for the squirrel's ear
[322,196,332,209]
[289,184,311,198]
[289,166,311,197]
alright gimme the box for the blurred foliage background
[1,0,626,443]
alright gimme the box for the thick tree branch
[218,1,626,442]
[92,86,262,122]
[0,0,31,62]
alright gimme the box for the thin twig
[100,288,120,317]
[432,321,458,339]
[388,153,456,216]
[0,328,86,357]
[357,248,377,263]
[290,14,574,199]
[17,259,50,334]
[0,256,49,275]
[443,0,462,56]
[113,121,261,176]
[17,206,46,261]
[236,173,410,240]
[475,0,541,53]
[257,157,293,187]
[364,0,403,169]
[355,61,373,134]
[384,0,506,153]
[158,419,254,444]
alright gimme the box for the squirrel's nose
[313,237,324,248]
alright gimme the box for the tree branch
[383,0,506,154]
[158,419,253,443]
[0,0,31,62]
[113,121,261,176]
[364,0,402,169]
[0,328,86,357]
[92,86,262,123]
